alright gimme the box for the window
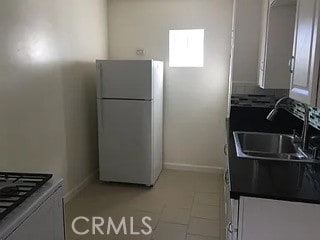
[169,29,204,67]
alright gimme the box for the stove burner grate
[0,172,52,221]
[0,186,19,197]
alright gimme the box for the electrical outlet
[136,49,145,56]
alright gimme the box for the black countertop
[228,107,320,204]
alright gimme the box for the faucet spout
[266,96,289,121]
[266,97,310,151]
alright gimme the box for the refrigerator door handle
[97,63,103,98]
[98,100,104,131]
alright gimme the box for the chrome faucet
[267,96,309,151]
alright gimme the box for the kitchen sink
[233,132,309,162]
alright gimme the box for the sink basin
[233,132,308,162]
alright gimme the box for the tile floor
[65,169,224,240]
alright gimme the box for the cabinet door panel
[258,0,296,89]
[238,197,320,240]
[265,4,296,89]
[258,0,269,88]
[290,0,320,106]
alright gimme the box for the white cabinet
[225,197,239,240]
[258,0,296,89]
[224,165,239,240]
[236,197,320,240]
[227,0,236,118]
[290,0,320,106]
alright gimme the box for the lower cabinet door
[231,199,239,240]
[238,197,320,240]
[289,0,320,106]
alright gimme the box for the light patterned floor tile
[164,194,194,209]
[194,193,220,206]
[191,204,220,220]
[160,207,190,224]
[65,170,223,240]
[188,218,220,238]
[132,210,160,229]
[152,222,187,240]
[187,235,219,240]
[116,228,152,240]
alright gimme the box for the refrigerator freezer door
[98,99,152,185]
[97,60,153,100]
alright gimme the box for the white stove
[0,173,53,221]
[0,173,64,240]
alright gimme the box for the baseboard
[164,162,224,174]
[64,169,98,203]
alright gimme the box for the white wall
[108,0,233,169]
[0,0,108,195]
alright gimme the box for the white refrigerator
[96,60,164,186]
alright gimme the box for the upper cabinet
[290,0,320,106]
[258,0,296,89]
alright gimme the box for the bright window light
[169,29,204,67]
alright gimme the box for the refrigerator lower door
[98,99,152,185]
